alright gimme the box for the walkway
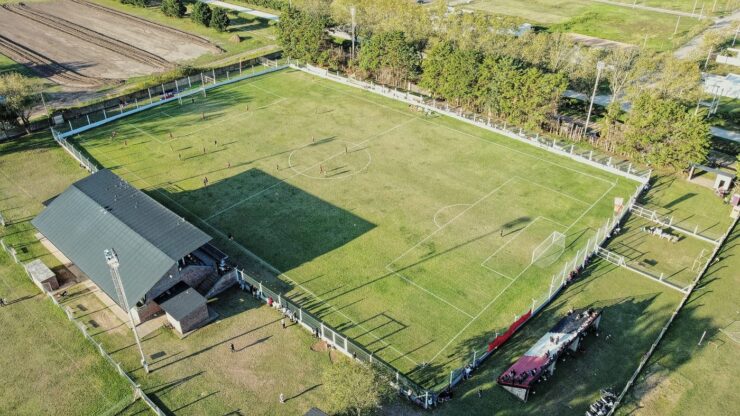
[675,9,740,59]
[199,0,279,21]
[589,0,710,18]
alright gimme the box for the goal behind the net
[532,231,566,266]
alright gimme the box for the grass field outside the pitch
[65,67,640,390]
[616,219,740,416]
[0,134,137,416]
[455,0,709,51]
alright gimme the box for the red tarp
[488,310,532,352]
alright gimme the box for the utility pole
[674,16,681,36]
[584,61,605,140]
[350,6,357,61]
[105,249,149,374]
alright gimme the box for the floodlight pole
[584,61,605,140]
[350,6,357,61]
[105,249,149,374]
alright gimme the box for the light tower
[105,248,149,373]
[584,61,606,139]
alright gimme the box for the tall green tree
[622,93,710,169]
[191,1,212,27]
[323,360,392,416]
[210,7,230,32]
[358,31,420,87]
[160,0,185,18]
[419,40,455,98]
[475,55,521,117]
[438,48,481,108]
[276,7,331,64]
[0,73,40,132]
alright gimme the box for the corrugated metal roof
[32,169,211,306]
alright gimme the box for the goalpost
[532,231,566,266]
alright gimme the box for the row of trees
[161,0,230,32]
[276,1,711,170]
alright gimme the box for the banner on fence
[488,310,532,352]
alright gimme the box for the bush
[210,7,230,32]
[161,0,185,17]
[121,0,147,7]
[191,1,212,27]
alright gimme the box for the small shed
[24,259,59,293]
[157,283,208,334]
[304,408,329,416]
[688,164,735,193]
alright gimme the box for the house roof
[157,282,207,321]
[32,169,211,306]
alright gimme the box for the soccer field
[68,68,638,389]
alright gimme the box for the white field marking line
[385,267,476,319]
[312,77,616,186]
[565,180,618,232]
[479,216,557,269]
[423,116,616,186]
[205,116,421,221]
[428,239,545,364]
[112,164,420,368]
[485,267,515,281]
[166,93,288,143]
[426,181,619,364]
[0,276,122,408]
[246,80,288,99]
[433,204,471,228]
[382,179,518,319]
[287,139,372,181]
[514,175,593,206]
[127,123,174,144]
[387,178,517,268]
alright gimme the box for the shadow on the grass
[157,168,376,273]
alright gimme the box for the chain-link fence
[294,63,651,184]
[56,61,288,141]
[233,269,433,408]
[45,59,655,408]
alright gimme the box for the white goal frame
[531,231,566,264]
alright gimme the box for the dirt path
[675,9,740,59]
[587,0,710,18]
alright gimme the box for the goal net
[531,231,565,267]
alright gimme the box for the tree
[276,7,330,64]
[438,47,481,108]
[161,0,185,18]
[358,31,420,87]
[323,360,392,416]
[420,40,455,98]
[210,7,230,32]
[622,93,710,170]
[121,0,146,7]
[0,73,40,132]
[191,1,212,27]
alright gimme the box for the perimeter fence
[45,58,658,408]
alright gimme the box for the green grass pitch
[67,68,639,390]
